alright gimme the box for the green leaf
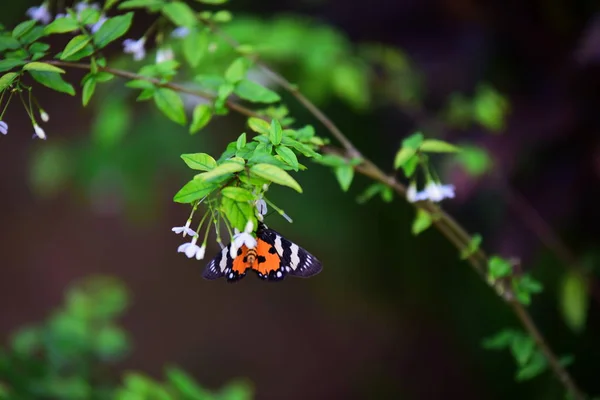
[126,79,154,89]
[153,88,186,125]
[460,234,482,260]
[225,57,249,83]
[162,1,198,27]
[511,334,535,366]
[269,119,282,145]
[29,71,75,95]
[44,17,80,34]
[11,326,41,356]
[215,82,234,110]
[59,44,95,61]
[78,8,102,25]
[420,139,461,153]
[29,41,50,54]
[456,145,493,177]
[412,209,432,235]
[0,59,26,73]
[236,141,258,159]
[0,72,19,91]
[296,125,315,141]
[559,272,589,334]
[190,104,212,134]
[473,84,509,132]
[403,132,424,149]
[512,275,543,305]
[93,12,134,49]
[282,137,321,158]
[166,366,211,399]
[488,256,512,279]
[394,147,417,170]
[119,0,166,9]
[82,77,96,106]
[95,72,115,82]
[250,163,302,193]
[234,79,280,103]
[23,62,65,74]
[222,187,255,202]
[482,329,518,350]
[173,179,217,203]
[275,146,298,170]
[60,35,91,60]
[104,0,122,9]
[194,74,225,92]
[236,132,246,150]
[357,183,384,204]
[94,325,129,359]
[401,154,419,178]
[515,351,547,381]
[314,154,347,168]
[12,20,36,39]
[221,196,255,232]
[335,165,354,192]
[197,161,244,182]
[183,29,207,67]
[331,61,369,110]
[0,36,21,52]
[180,153,216,171]
[217,380,253,400]
[247,117,270,135]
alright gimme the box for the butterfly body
[203,222,322,282]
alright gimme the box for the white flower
[89,14,107,33]
[196,245,206,260]
[26,3,52,25]
[156,47,174,63]
[229,220,257,258]
[423,182,455,202]
[256,199,267,216]
[406,182,428,203]
[40,110,49,122]
[177,236,204,259]
[0,121,7,135]
[171,27,190,38]
[75,1,100,15]
[122,37,146,61]
[33,124,46,140]
[54,13,67,20]
[172,219,196,237]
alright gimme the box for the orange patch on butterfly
[232,246,250,274]
[232,241,281,275]
[251,239,281,275]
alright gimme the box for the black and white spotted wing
[202,245,246,283]
[255,222,323,280]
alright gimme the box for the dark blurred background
[2,0,600,399]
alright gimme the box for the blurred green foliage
[0,276,252,400]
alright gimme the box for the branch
[48,60,586,400]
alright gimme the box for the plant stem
[47,60,586,400]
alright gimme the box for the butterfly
[202,222,322,282]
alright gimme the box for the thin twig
[47,60,586,400]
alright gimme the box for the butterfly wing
[255,222,322,280]
[202,244,249,283]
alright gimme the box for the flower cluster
[172,197,274,261]
[28,2,108,33]
[406,181,455,203]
